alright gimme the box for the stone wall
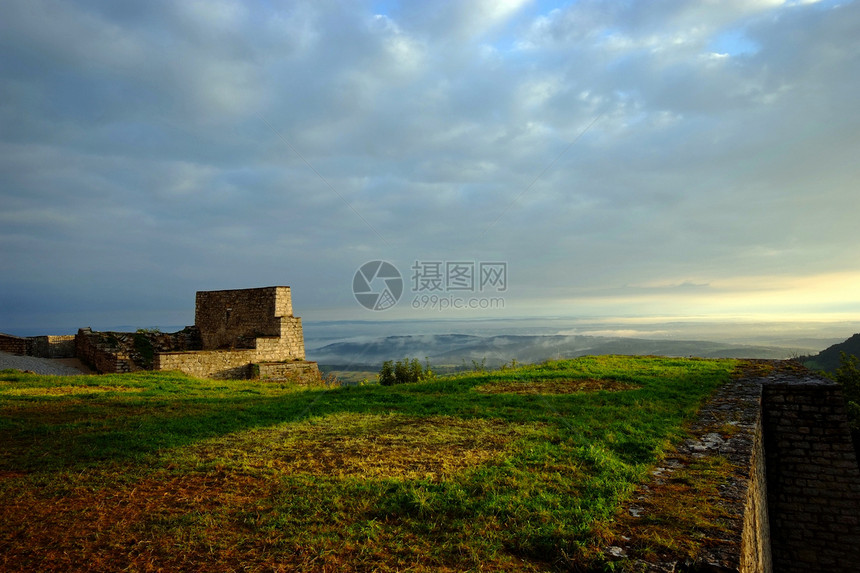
[195,287,296,352]
[4,286,313,381]
[742,410,772,573]
[258,361,321,384]
[254,316,306,362]
[1,333,77,358]
[762,380,860,571]
[686,370,773,573]
[690,368,773,572]
[75,329,132,374]
[0,333,29,355]
[155,350,257,380]
[29,335,76,358]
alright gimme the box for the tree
[379,360,395,386]
[408,358,423,384]
[394,359,410,385]
[831,351,860,432]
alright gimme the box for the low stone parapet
[75,329,132,374]
[0,333,30,355]
[29,335,76,358]
[1,333,79,359]
[155,349,257,380]
[257,361,322,384]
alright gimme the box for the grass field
[0,355,737,572]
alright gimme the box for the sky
[2,0,860,337]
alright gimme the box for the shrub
[830,351,860,432]
[378,357,435,385]
[132,333,155,370]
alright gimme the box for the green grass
[0,355,736,571]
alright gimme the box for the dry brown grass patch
[176,413,537,481]
[0,469,278,572]
[475,378,639,395]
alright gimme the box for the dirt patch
[53,357,94,374]
[0,469,277,572]
[177,413,537,481]
[475,378,639,395]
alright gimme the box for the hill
[802,332,860,371]
[308,333,811,371]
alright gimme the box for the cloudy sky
[2,0,859,335]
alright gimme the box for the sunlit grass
[0,356,737,571]
[0,383,144,396]
[475,377,639,395]
[171,412,545,481]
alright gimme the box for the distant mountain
[802,333,860,371]
[307,333,812,370]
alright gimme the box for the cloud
[1,0,859,331]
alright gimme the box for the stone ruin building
[0,286,320,382]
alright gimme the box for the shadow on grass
[1,358,730,473]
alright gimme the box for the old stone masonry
[1,286,321,382]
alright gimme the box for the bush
[831,352,860,432]
[378,357,434,386]
[132,333,155,370]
